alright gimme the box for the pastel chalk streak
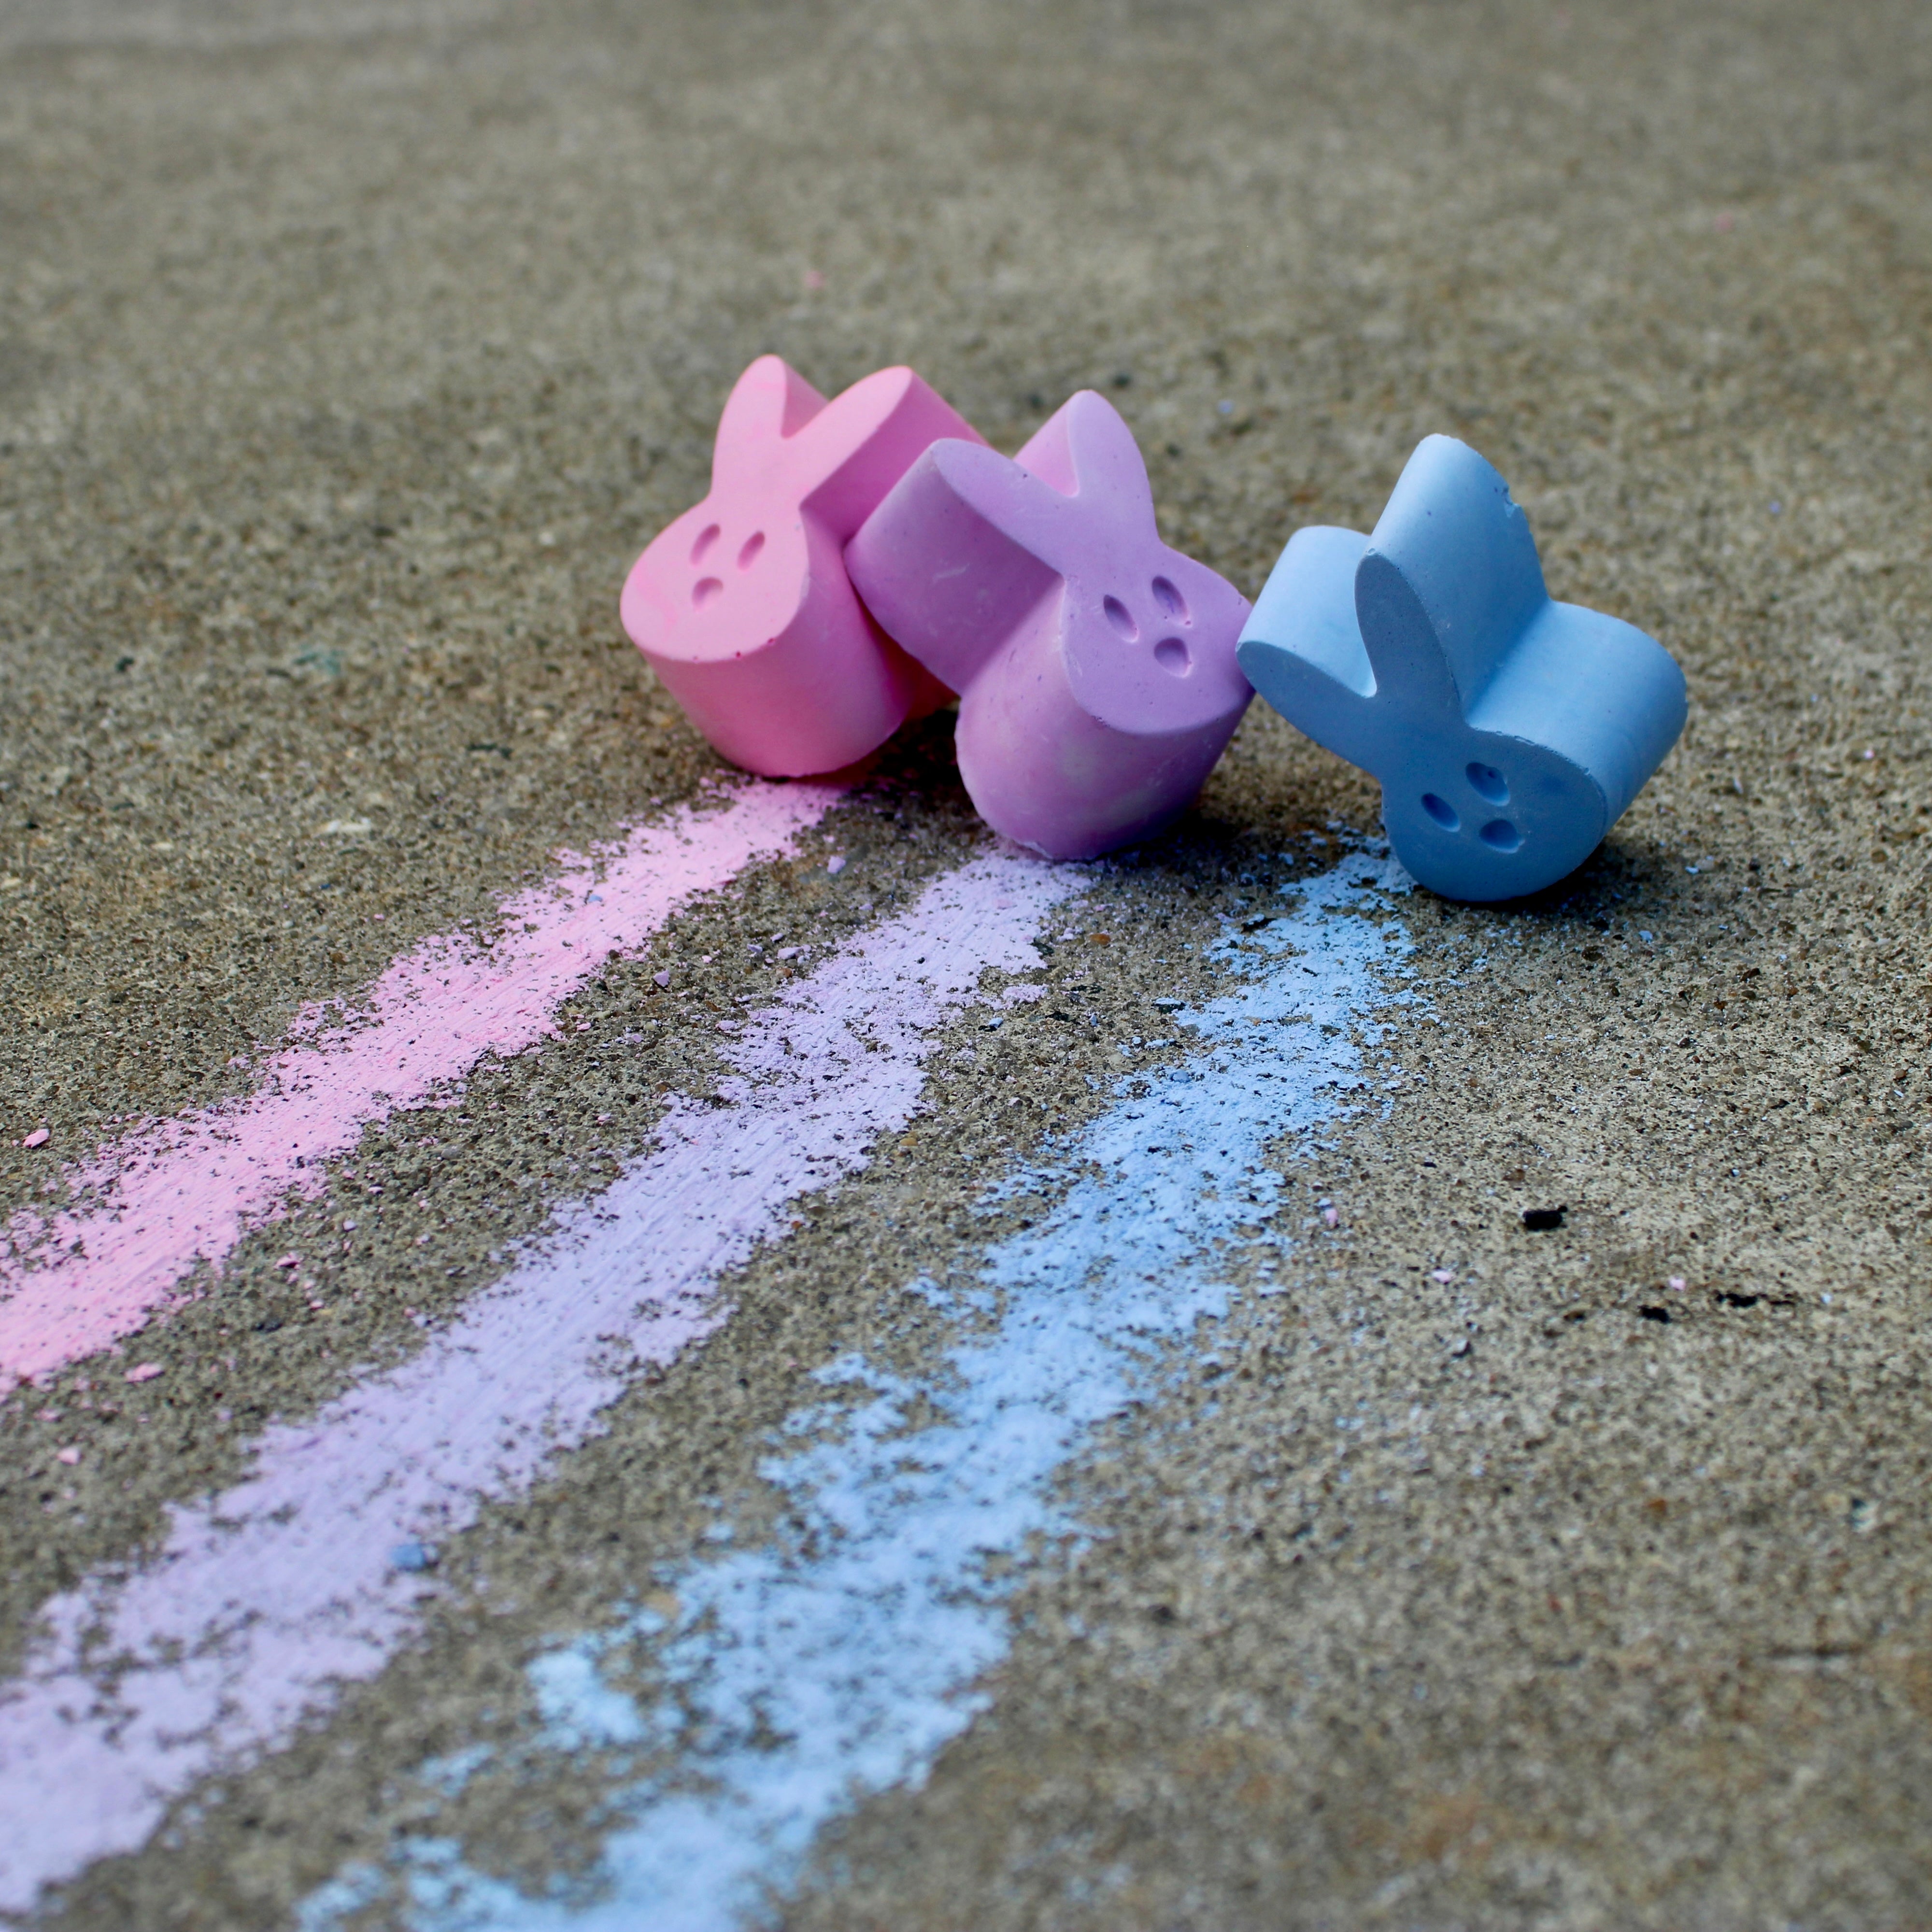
[0,781,836,1392]
[621,355,984,777]
[0,853,1086,1915]
[846,390,1251,859]
[296,852,1415,1932]
[1236,434,1687,902]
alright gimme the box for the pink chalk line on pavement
[0,851,1086,1915]
[0,781,839,1396]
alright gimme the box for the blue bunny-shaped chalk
[1237,435,1687,902]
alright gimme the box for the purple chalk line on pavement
[0,852,1086,1915]
[300,852,1416,1932]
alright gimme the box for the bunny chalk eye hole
[1421,793,1459,832]
[1466,762,1508,804]
[1151,576,1189,623]
[1103,596,1139,640]
[736,532,765,571]
[690,524,722,567]
[1153,637,1192,676]
[691,577,724,610]
[1479,819,1522,852]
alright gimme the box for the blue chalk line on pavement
[300,854,1415,1932]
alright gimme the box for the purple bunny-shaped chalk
[846,391,1251,860]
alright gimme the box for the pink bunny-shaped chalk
[621,355,985,776]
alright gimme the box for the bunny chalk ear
[1014,392,1155,519]
[710,355,829,484]
[1363,435,1550,709]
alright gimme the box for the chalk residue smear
[0,781,836,1392]
[0,853,1085,1917]
[303,858,1413,1932]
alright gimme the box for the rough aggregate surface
[0,0,1929,1926]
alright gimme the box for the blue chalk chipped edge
[1237,435,1687,902]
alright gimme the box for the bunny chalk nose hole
[1479,819,1522,851]
[1153,637,1192,675]
[1466,762,1508,804]
[692,577,724,610]
[690,524,721,566]
[736,532,765,570]
[1421,793,1459,831]
[1103,596,1139,640]
[1151,576,1189,623]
